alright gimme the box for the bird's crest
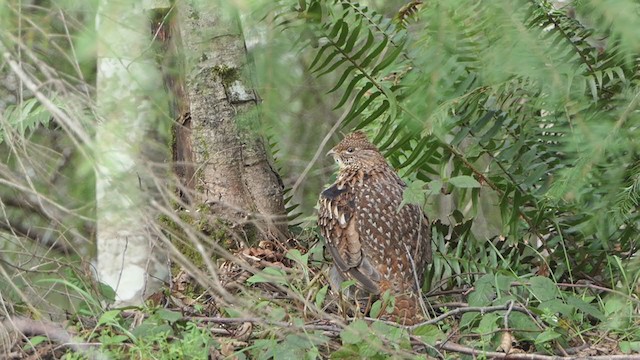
[334,131,378,152]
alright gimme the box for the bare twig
[404,243,428,317]
[556,282,640,306]
[2,316,108,360]
[407,303,534,330]
[503,299,514,330]
[436,340,640,360]
[290,96,356,196]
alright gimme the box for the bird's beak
[326,149,336,157]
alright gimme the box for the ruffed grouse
[318,131,432,325]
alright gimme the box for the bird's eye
[346,147,355,153]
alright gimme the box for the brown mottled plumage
[318,131,432,325]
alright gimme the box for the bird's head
[327,131,385,170]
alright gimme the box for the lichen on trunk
[169,0,289,245]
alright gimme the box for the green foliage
[333,319,412,359]
[247,331,329,360]
[283,0,640,292]
[458,273,620,353]
[266,0,640,355]
[0,98,52,143]
[78,308,218,359]
[3,0,640,358]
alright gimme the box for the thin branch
[3,316,108,360]
[407,303,534,330]
[0,45,92,147]
[172,315,346,333]
[0,220,72,254]
[503,299,514,330]
[556,282,640,306]
[437,340,640,360]
[290,96,356,196]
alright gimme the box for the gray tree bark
[175,1,288,242]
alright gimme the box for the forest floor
[3,238,639,359]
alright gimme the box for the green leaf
[369,299,383,318]
[286,248,309,267]
[313,49,340,73]
[328,19,344,39]
[334,74,364,109]
[331,345,360,359]
[495,274,516,293]
[335,21,349,47]
[340,319,369,345]
[400,179,427,207]
[602,296,632,330]
[535,328,562,344]
[345,90,382,121]
[269,307,287,322]
[425,179,442,196]
[371,40,406,76]
[469,275,495,306]
[318,57,347,77]
[603,295,628,315]
[309,43,332,70]
[351,31,374,61]
[99,282,116,302]
[538,299,573,317]
[448,175,481,188]
[131,320,172,339]
[307,1,322,22]
[475,313,501,335]
[360,36,388,67]
[620,341,640,354]
[413,324,445,344]
[315,285,328,308]
[98,309,122,326]
[23,336,48,350]
[510,312,541,341]
[155,309,182,324]
[529,276,559,302]
[566,296,604,321]
[98,334,129,345]
[460,312,479,330]
[328,65,356,93]
[246,267,288,285]
[339,279,357,290]
[357,100,389,128]
[344,21,362,52]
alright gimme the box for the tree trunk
[95,0,170,305]
[174,1,288,243]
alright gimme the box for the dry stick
[155,313,640,359]
[0,46,92,147]
[404,243,429,318]
[407,303,534,330]
[409,335,445,360]
[290,96,356,196]
[555,282,640,306]
[503,299,514,330]
[183,315,346,334]
[436,340,640,360]
[3,316,108,360]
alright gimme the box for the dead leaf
[498,331,514,354]
[234,322,253,341]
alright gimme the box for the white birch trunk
[95,0,169,305]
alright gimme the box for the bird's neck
[337,164,396,188]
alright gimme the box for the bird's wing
[353,173,431,293]
[319,183,380,293]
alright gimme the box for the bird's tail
[381,292,425,326]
